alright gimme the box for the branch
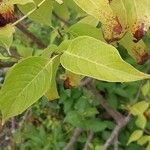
[81,77,93,87]
[19,109,31,128]
[104,65,150,149]
[87,84,124,124]
[11,117,16,134]
[114,135,119,150]
[83,131,94,150]
[16,23,47,49]
[63,128,83,150]
[12,0,46,26]
[103,115,130,150]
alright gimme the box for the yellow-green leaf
[0,54,11,60]
[54,1,70,20]
[123,0,150,42]
[109,0,127,38]
[130,101,150,116]
[127,130,143,145]
[18,0,53,26]
[68,23,104,41]
[135,115,147,129]
[0,56,59,122]
[73,0,123,42]
[120,33,149,65]
[60,36,150,82]
[45,56,60,101]
[137,136,150,145]
[11,0,34,5]
[142,81,150,97]
[78,15,99,27]
[0,24,15,50]
[146,142,150,150]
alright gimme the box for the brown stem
[63,128,83,150]
[114,135,119,150]
[83,131,94,150]
[103,115,130,150]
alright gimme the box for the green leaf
[0,56,59,122]
[60,36,150,82]
[11,0,34,5]
[74,96,98,117]
[137,136,150,145]
[83,108,98,117]
[18,0,53,26]
[130,101,150,116]
[58,40,72,53]
[142,81,150,97]
[146,142,150,150]
[0,24,15,50]
[127,130,143,145]
[45,56,60,101]
[78,15,99,27]
[120,33,149,65]
[41,44,58,58]
[135,115,147,129]
[64,111,84,128]
[16,45,33,58]
[68,23,104,41]
[0,54,11,60]
[84,119,107,132]
[64,0,84,15]
[54,1,70,20]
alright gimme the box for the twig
[86,82,131,150]
[83,131,94,150]
[103,115,130,150]
[19,109,31,128]
[12,0,46,26]
[114,135,118,150]
[63,128,83,150]
[144,129,150,135]
[11,117,16,134]
[16,23,46,49]
[81,77,93,87]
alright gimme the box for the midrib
[64,51,145,78]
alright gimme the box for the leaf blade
[60,36,150,82]
[0,56,59,121]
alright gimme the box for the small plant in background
[0,0,150,149]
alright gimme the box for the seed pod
[0,0,14,27]
[64,77,72,89]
